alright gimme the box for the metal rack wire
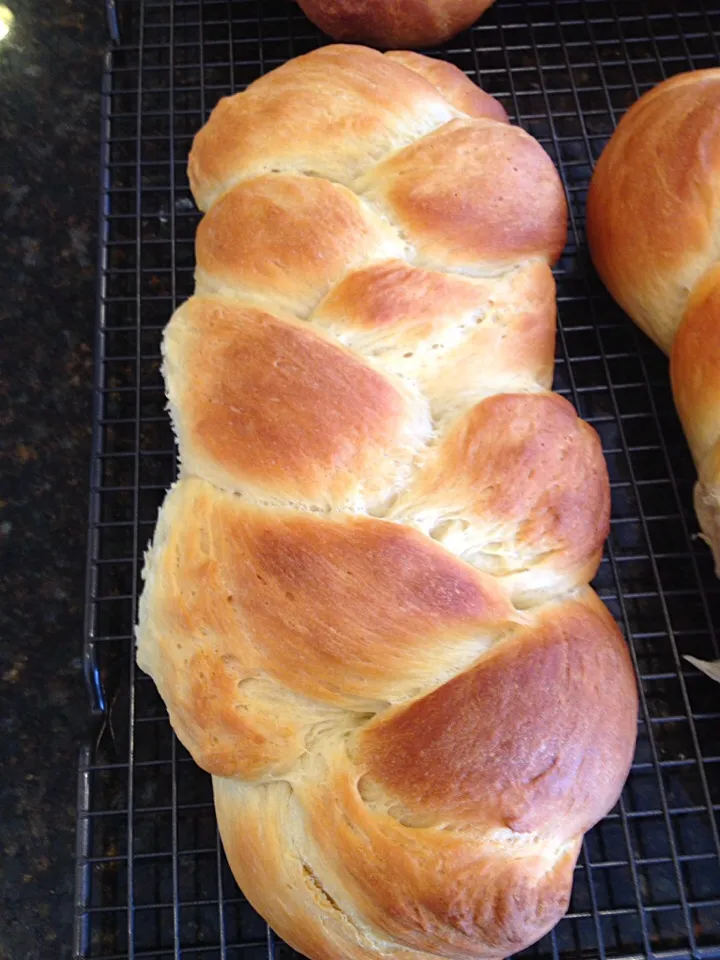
[75,1,720,957]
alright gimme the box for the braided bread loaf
[587,70,720,575]
[295,0,496,49]
[137,45,638,960]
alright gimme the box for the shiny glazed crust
[587,69,720,573]
[137,45,638,960]
[296,0,497,49]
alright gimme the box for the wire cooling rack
[75,1,720,958]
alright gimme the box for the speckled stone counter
[0,1,106,956]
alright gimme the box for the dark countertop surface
[0,1,106,956]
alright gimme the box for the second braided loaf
[587,69,720,576]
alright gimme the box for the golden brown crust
[164,296,429,511]
[195,174,404,316]
[314,258,498,334]
[391,392,609,602]
[302,760,580,959]
[136,43,636,960]
[385,51,508,122]
[424,271,557,410]
[188,45,459,210]
[359,119,567,272]
[310,259,557,408]
[138,476,519,778]
[587,69,720,354]
[296,0,496,48]
[211,592,635,960]
[359,593,637,839]
[214,778,462,960]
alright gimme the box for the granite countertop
[0,1,107,956]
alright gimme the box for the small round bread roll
[296,0,496,48]
[587,69,720,573]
